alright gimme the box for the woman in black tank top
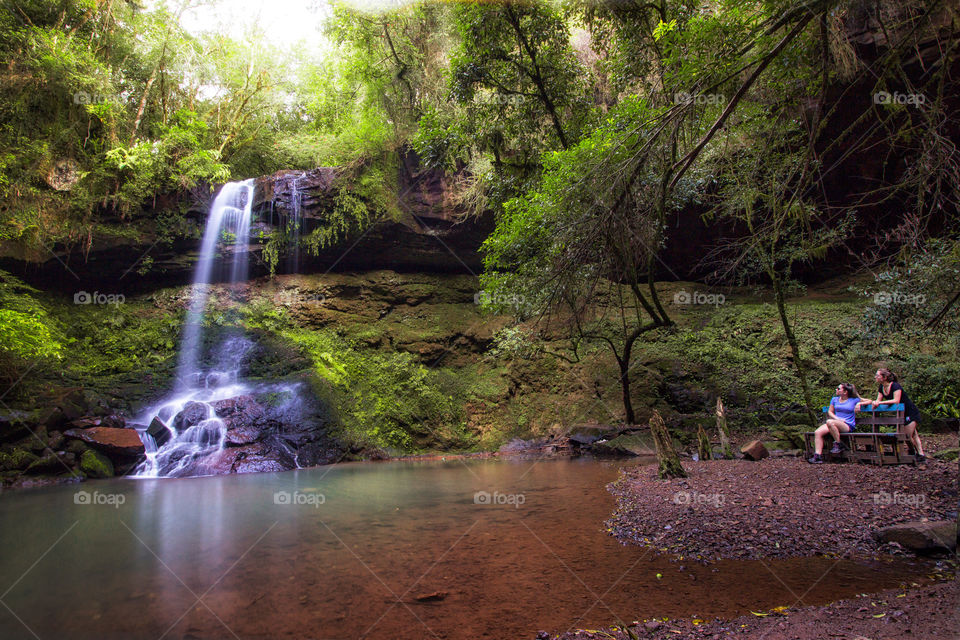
[863,369,925,462]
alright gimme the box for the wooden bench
[803,404,918,465]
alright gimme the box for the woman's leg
[813,424,831,454]
[826,419,849,442]
[903,421,925,456]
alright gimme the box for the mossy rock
[0,448,39,471]
[80,450,114,478]
[931,447,959,462]
[594,433,656,456]
[25,452,62,474]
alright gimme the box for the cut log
[740,440,769,461]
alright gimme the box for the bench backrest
[821,404,904,429]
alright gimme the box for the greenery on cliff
[1,0,958,454]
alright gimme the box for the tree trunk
[650,410,686,479]
[771,270,818,428]
[715,397,734,459]
[619,357,635,425]
[696,424,712,461]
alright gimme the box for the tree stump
[696,425,712,461]
[650,410,686,479]
[716,397,734,459]
[740,440,769,461]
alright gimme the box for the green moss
[79,450,114,478]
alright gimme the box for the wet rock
[567,424,616,445]
[594,432,656,456]
[79,450,114,478]
[171,401,210,431]
[147,417,172,447]
[872,521,957,554]
[47,430,65,450]
[25,451,62,474]
[0,410,36,442]
[213,395,266,445]
[740,440,769,461]
[197,444,286,475]
[26,427,49,452]
[63,427,145,457]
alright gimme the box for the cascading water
[135,180,257,477]
[287,173,303,273]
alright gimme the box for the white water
[135,180,256,477]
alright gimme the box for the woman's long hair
[877,368,898,383]
[839,382,858,398]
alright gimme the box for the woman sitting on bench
[808,383,864,464]
[859,369,926,463]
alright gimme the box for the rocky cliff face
[0,156,493,294]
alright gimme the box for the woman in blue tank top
[808,382,867,464]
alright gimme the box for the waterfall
[287,173,303,273]
[176,179,255,389]
[134,180,256,477]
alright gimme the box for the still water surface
[0,458,926,639]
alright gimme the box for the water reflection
[0,458,930,640]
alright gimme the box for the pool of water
[0,457,929,639]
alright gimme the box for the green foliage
[283,328,472,451]
[0,271,63,384]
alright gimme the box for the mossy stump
[696,425,712,461]
[650,410,686,479]
[716,397,734,459]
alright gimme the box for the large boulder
[146,417,172,447]
[171,402,210,431]
[593,432,657,456]
[197,444,287,475]
[63,427,145,457]
[873,520,957,554]
[213,395,266,445]
[79,450,114,478]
